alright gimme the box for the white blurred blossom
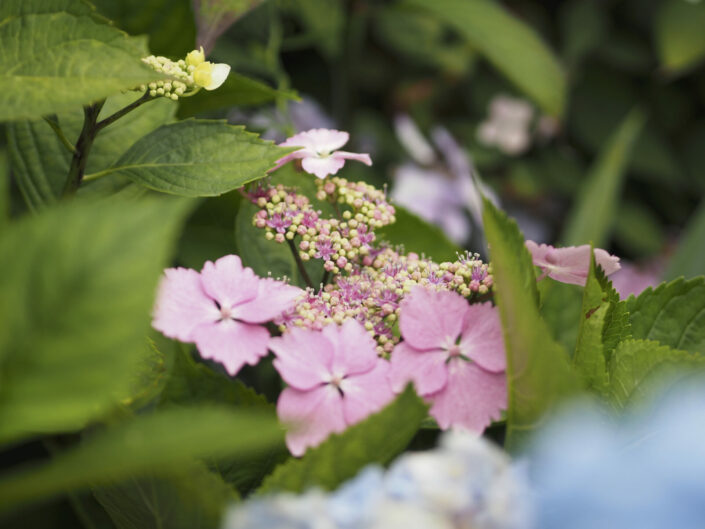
[476,95,534,155]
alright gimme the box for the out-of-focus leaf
[559,0,607,68]
[93,463,236,529]
[665,201,705,280]
[562,108,645,247]
[0,405,282,510]
[95,120,290,197]
[194,0,265,53]
[0,148,8,228]
[177,73,298,119]
[655,0,705,75]
[377,206,462,262]
[609,339,705,411]
[482,199,581,450]
[258,385,427,494]
[0,0,161,121]
[92,0,196,58]
[0,198,191,444]
[613,201,666,258]
[404,0,566,116]
[597,32,653,74]
[626,277,705,355]
[283,0,344,59]
[7,93,175,210]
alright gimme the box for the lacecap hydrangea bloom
[525,240,620,286]
[529,382,705,529]
[152,255,301,375]
[389,286,507,432]
[222,430,534,529]
[270,319,395,456]
[274,129,372,179]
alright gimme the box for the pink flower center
[447,344,463,358]
[219,305,233,321]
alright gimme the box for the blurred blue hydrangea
[530,382,705,529]
[222,431,534,529]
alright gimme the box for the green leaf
[0,197,191,444]
[377,206,462,262]
[562,108,645,247]
[609,339,705,411]
[482,198,581,450]
[559,0,607,68]
[626,277,705,355]
[285,0,344,59]
[655,0,705,75]
[0,0,162,121]
[0,405,282,511]
[258,385,427,494]
[96,120,289,197]
[235,200,299,281]
[7,93,176,211]
[93,463,236,529]
[664,201,705,280]
[573,254,631,396]
[194,0,265,53]
[538,279,583,352]
[404,0,566,116]
[177,72,299,119]
[0,148,8,228]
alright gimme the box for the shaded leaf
[664,201,705,280]
[655,0,705,75]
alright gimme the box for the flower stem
[62,100,105,196]
[287,239,314,289]
[43,116,77,154]
[95,91,152,132]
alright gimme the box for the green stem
[287,239,314,289]
[320,270,330,289]
[95,91,151,132]
[62,100,105,196]
[43,116,77,154]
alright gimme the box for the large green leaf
[482,199,581,450]
[0,0,162,121]
[7,93,176,211]
[0,198,191,443]
[177,72,298,118]
[404,0,566,116]
[562,108,645,247]
[93,463,235,529]
[626,277,705,355]
[664,201,705,280]
[0,405,281,510]
[538,279,583,352]
[376,206,462,262]
[258,385,427,494]
[655,0,705,75]
[609,339,705,411]
[573,255,631,397]
[93,120,288,197]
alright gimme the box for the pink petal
[280,129,349,152]
[594,248,621,276]
[232,279,303,324]
[428,359,507,432]
[460,302,506,373]
[399,286,470,350]
[388,341,448,396]
[270,327,334,390]
[200,255,259,309]
[271,149,311,171]
[332,151,372,166]
[324,319,378,377]
[301,155,346,179]
[277,385,346,456]
[192,319,270,376]
[152,268,219,342]
[342,360,395,425]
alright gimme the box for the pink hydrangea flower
[152,255,302,375]
[525,240,621,286]
[389,287,507,432]
[275,129,372,179]
[270,320,395,456]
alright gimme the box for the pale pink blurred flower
[476,95,534,156]
[611,261,663,299]
[525,241,621,286]
[152,255,302,376]
[270,320,395,456]
[389,287,507,432]
[275,129,372,179]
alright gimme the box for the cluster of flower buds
[140,47,230,100]
[248,177,395,275]
[280,247,493,355]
